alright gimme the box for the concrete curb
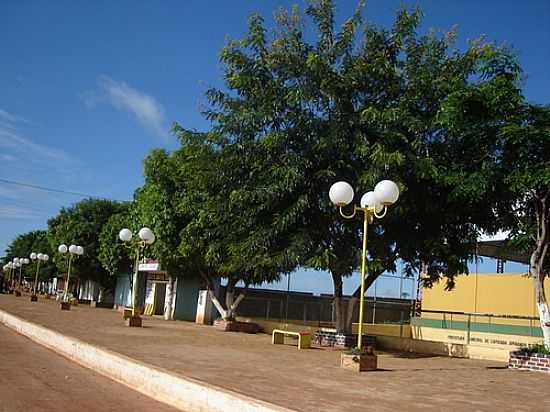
[0,309,295,412]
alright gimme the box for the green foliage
[520,344,550,356]
[132,149,189,276]
[98,209,134,276]
[3,231,55,281]
[182,0,525,295]
[48,198,128,288]
[498,105,550,274]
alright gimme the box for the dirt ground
[0,323,178,412]
[1,294,549,412]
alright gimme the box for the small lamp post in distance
[57,244,84,310]
[30,253,49,302]
[19,258,30,293]
[118,227,156,328]
[12,258,20,296]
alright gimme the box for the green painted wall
[413,317,543,337]
[173,274,201,321]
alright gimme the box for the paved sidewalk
[1,294,549,412]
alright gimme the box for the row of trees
[3,200,128,298]
[2,1,548,343]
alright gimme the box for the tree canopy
[48,198,128,289]
[3,230,55,282]
[172,0,525,331]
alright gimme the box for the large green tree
[4,230,55,285]
[132,148,192,319]
[98,209,134,279]
[48,198,128,295]
[149,133,298,320]
[178,0,524,333]
[489,105,549,346]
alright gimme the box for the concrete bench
[123,307,133,319]
[272,329,311,350]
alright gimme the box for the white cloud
[0,128,69,162]
[0,109,18,123]
[83,76,169,139]
[0,108,74,174]
[0,205,45,219]
[0,109,28,124]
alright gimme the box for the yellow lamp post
[57,244,84,310]
[118,227,156,328]
[18,258,30,293]
[30,252,49,302]
[329,179,399,351]
[11,259,21,296]
[6,262,15,293]
[2,264,13,293]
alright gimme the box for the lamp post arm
[339,205,358,220]
[373,205,388,220]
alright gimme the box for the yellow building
[416,273,545,354]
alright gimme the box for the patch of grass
[344,346,375,355]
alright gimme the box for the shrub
[519,344,550,355]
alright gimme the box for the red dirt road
[0,324,179,412]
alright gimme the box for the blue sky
[1,0,548,296]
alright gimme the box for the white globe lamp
[329,181,354,207]
[374,180,399,205]
[360,191,383,213]
[119,228,132,242]
[138,227,154,244]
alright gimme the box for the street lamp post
[119,227,155,327]
[12,258,23,296]
[30,253,49,302]
[2,264,12,293]
[57,244,84,310]
[5,262,15,293]
[18,258,30,294]
[329,179,399,351]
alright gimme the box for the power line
[0,178,125,200]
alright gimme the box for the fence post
[266,300,271,320]
[466,314,471,345]
[399,311,404,338]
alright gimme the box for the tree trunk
[533,272,550,348]
[224,278,247,320]
[200,272,247,321]
[164,275,175,320]
[531,194,549,348]
[331,272,348,334]
[344,274,381,334]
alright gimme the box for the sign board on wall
[139,263,161,272]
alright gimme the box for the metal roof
[476,240,530,265]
